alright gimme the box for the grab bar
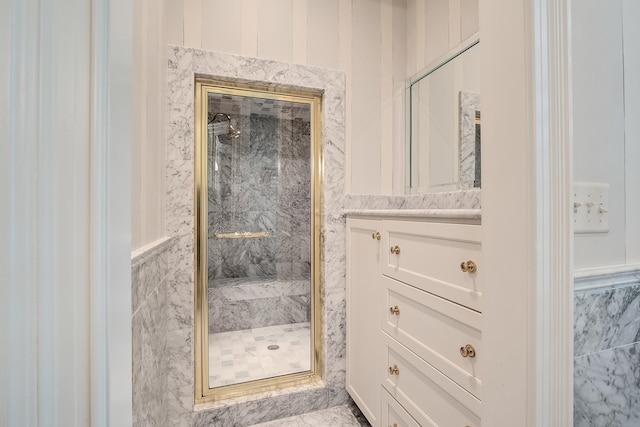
[211,231,271,239]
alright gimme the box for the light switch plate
[574,182,609,233]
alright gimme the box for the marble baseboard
[248,404,361,427]
[574,342,640,427]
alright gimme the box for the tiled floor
[248,405,362,427]
[209,322,311,388]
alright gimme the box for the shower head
[209,113,241,139]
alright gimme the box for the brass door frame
[194,78,323,403]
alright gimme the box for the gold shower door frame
[194,78,323,403]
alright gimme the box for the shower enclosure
[194,80,322,402]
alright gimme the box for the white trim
[531,0,574,424]
[90,0,133,425]
[574,264,640,292]
[131,236,173,264]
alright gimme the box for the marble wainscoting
[208,278,310,334]
[166,46,347,426]
[574,267,640,427]
[131,237,174,427]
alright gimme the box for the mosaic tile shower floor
[209,322,311,388]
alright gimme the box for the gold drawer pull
[372,231,381,240]
[389,306,400,315]
[390,245,401,255]
[389,364,400,375]
[460,344,476,358]
[460,260,477,273]
[390,424,398,427]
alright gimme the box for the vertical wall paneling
[624,0,640,263]
[392,0,407,194]
[183,0,202,48]
[307,0,339,69]
[572,0,625,268]
[131,0,143,250]
[201,0,242,54]
[241,0,258,57]
[460,0,479,41]
[41,0,92,423]
[351,0,382,194]
[292,0,308,64]
[164,0,184,46]
[2,1,40,424]
[257,0,292,62]
[425,0,449,65]
[339,0,353,193]
[414,0,426,74]
[92,0,133,423]
[132,0,167,252]
[449,0,461,48]
[381,0,393,194]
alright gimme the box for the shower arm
[208,112,232,125]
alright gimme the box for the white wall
[572,0,626,268]
[623,0,640,264]
[132,0,167,251]
[131,0,479,245]
[2,0,133,425]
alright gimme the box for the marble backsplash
[344,188,481,211]
[574,270,640,426]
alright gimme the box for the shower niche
[194,79,322,402]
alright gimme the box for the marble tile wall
[166,46,347,426]
[574,271,640,426]
[131,237,173,427]
[207,114,310,283]
[343,188,481,211]
[208,278,310,333]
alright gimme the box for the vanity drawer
[381,387,420,427]
[383,334,481,427]
[382,220,482,311]
[382,276,482,399]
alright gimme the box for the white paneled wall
[624,0,640,264]
[572,0,626,268]
[132,0,166,251]
[132,0,479,247]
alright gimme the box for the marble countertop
[343,208,481,219]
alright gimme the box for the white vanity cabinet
[347,215,483,427]
[346,218,383,426]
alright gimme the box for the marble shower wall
[131,237,174,427]
[207,114,311,282]
[574,270,640,427]
[166,46,347,426]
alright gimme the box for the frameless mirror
[407,37,481,194]
[194,80,322,402]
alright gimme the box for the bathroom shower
[195,81,322,401]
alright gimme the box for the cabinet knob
[389,305,400,315]
[389,364,400,375]
[460,260,477,273]
[372,231,381,240]
[460,344,477,358]
[390,245,401,255]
